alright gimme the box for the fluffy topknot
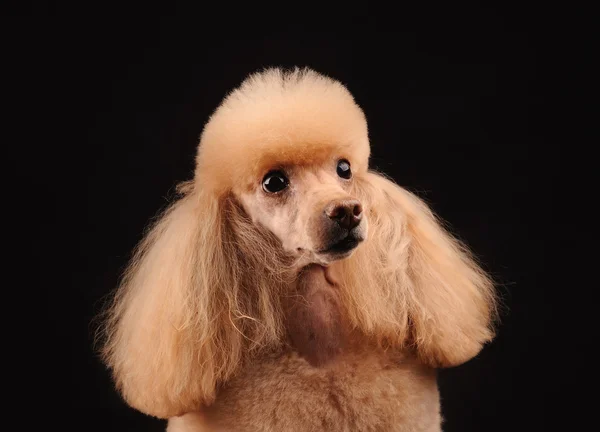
[194,67,370,195]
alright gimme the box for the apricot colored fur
[98,67,497,431]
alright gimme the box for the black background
[17,5,588,432]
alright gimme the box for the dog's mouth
[319,232,364,256]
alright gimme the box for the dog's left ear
[96,183,277,419]
[356,173,498,368]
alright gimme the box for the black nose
[325,200,363,230]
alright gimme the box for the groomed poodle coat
[99,68,497,432]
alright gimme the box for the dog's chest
[198,350,442,432]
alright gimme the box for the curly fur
[98,67,498,431]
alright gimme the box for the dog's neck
[284,264,349,367]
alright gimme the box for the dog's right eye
[262,170,289,194]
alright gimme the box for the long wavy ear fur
[340,172,497,368]
[98,182,288,419]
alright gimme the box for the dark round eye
[262,170,289,193]
[336,159,352,179]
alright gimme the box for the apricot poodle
[99,67,497,431]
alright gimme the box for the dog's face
[238,157,368,266]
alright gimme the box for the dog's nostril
[353,203,363,217]
[327,206,345,220]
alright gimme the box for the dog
[99,67,497,431]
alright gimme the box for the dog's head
[195,68,371,267]
[98,67,497,419]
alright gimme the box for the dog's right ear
[342,172,497,368]
[98,182,251,419]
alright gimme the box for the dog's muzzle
[318,199,365,256]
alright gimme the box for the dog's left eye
[336,159,352,179]
[262,170,289,194]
